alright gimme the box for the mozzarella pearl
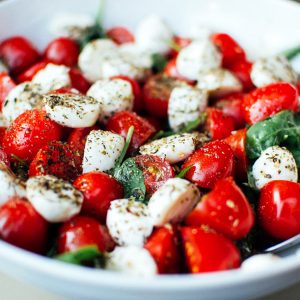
[252,146,298,190]
[2,82,44,124]
[26,175,83,223]
[148,178,200,226]
[139,132,208,164]
[87,79,134,121]
[168,86,208,132]
[241,254,281,272]
[176,39,222,81]
[251,55,298,87]
[82,130,125,173]
[43,93,102,128]
[106,246,157,276]
[106,199,153,247]
[135,15,173,54]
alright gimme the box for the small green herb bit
[282,44,300,60]
[176,166,192,178]
[151,53,168,73]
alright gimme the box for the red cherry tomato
[181,226,241,273]
[182,140,234,189]
[205,108,235,140]
[224,129,247,180]
[143,74,186,118]
[211,33,246,68]
[164,58,194,84]
[144,225,181,274]
[215,93,245,129]
[169,36,191,58]
[186,177,254,240]
[73,172,124,223]
[110,75,143,112]
[50,87,80,95]
[44,37,79,68]
[0,36,40,75]
[106,111,156,153]
[57,215,115,254]
[134,155,175,194]
[242,82,298,125]
[0,197,48,253]
[29,141,82,182]
[0,72,16,110]
[2,109,63,162]
[69,69,91,94]
[106,27,135,45]
[16,61,48,83]
[143,116,163,132]
[259,180,300,241]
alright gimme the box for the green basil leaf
[282,44,300,60]
[176,166,192,178]
[151,53,168,73]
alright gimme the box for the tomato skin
[44,37,79,68]
[259,181,300,241]
[73,172,124,223]
[2,109,63,162]
[223,129,247,180]
[16,61,48,83]
[57,215,115,254]
[144,225,181,274]
[29,141,82,182]
[110,75,143,112]
[180,226,241,273]
[69,68,91,94]
[242,82,298,125]
[106,111,156,153]
[205,108,235,140]
[211,33,246,68]
[0,72,16,110]
[0,197,48,253]
[186,177,254,240]
[134,155,175,194]
[169,36,191,58]
[106,27,135,45]
[0,36,40,76]
[182,140,234,189]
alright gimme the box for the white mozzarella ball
[135,15,173,54]
[251,55,298,87]
[82,130,125,173]
[139,132,206,164]
[106,246,157,276]
[87,78,134,121]
[241,254,281,272]
[78,39,118,82]
[106,199,153,247]
[2,82,44,124]
[148,178,200,226]
[176,39,222,80]
[196,68,242,97]
[0,163,26,205]
[26,175,83,223]
[43,93,102,128]
[32,63,71,93]
[252,146,298,190]
[168,86,208,132]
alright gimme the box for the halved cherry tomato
[242,82,298,125]
[106,111,156,153]
[69,68,91,94]
[134,155,175,194]
[180,226,241,273]
[0,36,40,75]
[2,109,63,162]
[144,225,181,274]
[259,180,300,241]
[44,37,79,68]
[111,75,143,112]
[143,74,186,118]
[0,72,16,110]
[164,58,194,84]
[182,140,234,189]
[186,177,254,240]
[169,36,191,59]
[205,108,235,140]
[211,33,246,68]
[106,27,135,45]
[73,172,124,223]
[57,215,115,254]
[223,129,247,180]
[29,141,82,182]
[16,61,48,83]
[0,197,48,253]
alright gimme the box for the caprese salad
[0,6,299,277]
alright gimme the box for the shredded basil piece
[176,166,192,178]
[282,44,300,60]
[151,53,168,73]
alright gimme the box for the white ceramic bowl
[0,0,300,299]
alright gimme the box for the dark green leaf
[151,53,168,73]
[282,44,300,60]
[176,166,192,178]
